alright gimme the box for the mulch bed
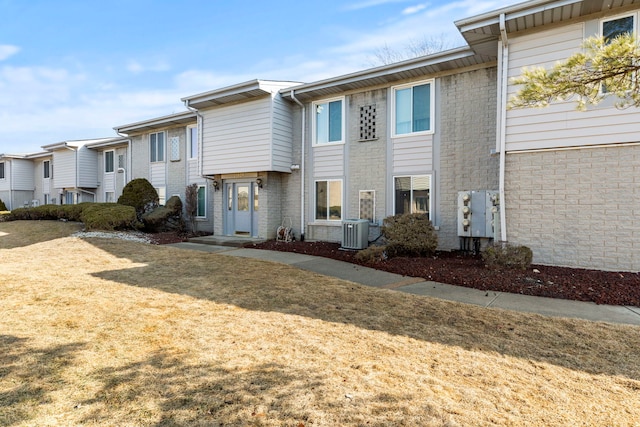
[246,240,640,307]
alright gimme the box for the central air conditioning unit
[342,219,369,250]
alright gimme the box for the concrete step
[188,235,266,248]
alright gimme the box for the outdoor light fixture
[212,179,219,191]
[256,178,263,188]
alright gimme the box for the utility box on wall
[457,190,499,239]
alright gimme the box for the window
[313,98,344,145]
[189,126,198,159]
[150,132,165,162]
[0,162,5,179]
[392,80,433,136]
[602,14,635,43]
[43,160,50,178]
[359,190,375,223]
[105,150,115,173]
[65,192,75,205]
[44,194,49,205]
[394,175,431,218]
[315,180,342,221]
[105,192,115,203]
[196,185,206,217]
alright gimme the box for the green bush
[482,243,533,270]
[0,199,7,211]
[117,178,158,219]
[381,213,438,258]
[81,203,139,231]
[142,195,184,232]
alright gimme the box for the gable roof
[114,111,196,134]
[182,79,302,109]
[41,138,114,152]
[279,47,494,102]
[457,0,640,56]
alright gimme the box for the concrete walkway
[168,242,640,326]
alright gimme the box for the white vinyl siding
[392,134,433,174]
[200,95,293,174]
[506,21,640,151]
[77,147,98,188]
[52,150,76,188]
[188,125,198,159]
[313,144,344,177]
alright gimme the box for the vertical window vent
[359,104,377,141]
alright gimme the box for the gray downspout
[290,90,306,241]
[116,131,131,189]
[498,13,509,243]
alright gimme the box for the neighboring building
[0,153,37,210]
[114,111,213,231]
[40,139,112,205]
[457,0,640,271]
[85,137,130,203]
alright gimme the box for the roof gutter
[498,13,508,243]
[290,89,306,241]
[183,100,204,178]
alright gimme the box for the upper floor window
[0,162,4,179]
[188,126,198,159]
[43,160,50,178]
[313,98,344,145]
[602,14,635,43]
[150,132,165,162]
[392,80,433,137]
[105,150,115,173]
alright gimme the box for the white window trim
[393,175,432,219]
[150,131,166,163]
[105,150,115,174]
[188,125,198,159]
[600,12,637,38]
[196,185,206,218]
[312,96,346,146]
[43,160,51,179]
[313,178,343,222]
[0,162,5,180]
[391,79,435,138]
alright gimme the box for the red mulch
[245,240,640,307]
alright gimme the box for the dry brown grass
[1,220,639,426]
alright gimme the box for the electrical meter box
[457,190,499,238]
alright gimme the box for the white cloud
[343,0,407,11]
[0,45,20,61]
[126,59,171,74]
[402,4,427,15]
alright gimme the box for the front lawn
[1,221,639,426]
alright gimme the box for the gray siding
[78,147,98,188]
[52,150,76,188]
[10,159,35,191]
[272,94,294,171]
[506,15,640,151]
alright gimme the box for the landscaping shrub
[381,213,438,258]
[142,195,184,232]
[80,203,139,231]
[355,245,387,263]
[117,178,158,219]
[482,243,533,270]
[0,199,7,211]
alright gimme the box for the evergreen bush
[117,178,158,219]
[81,203,139,231]
[381,213,438,258]
[482,243,533,270]
[142,195,184,232]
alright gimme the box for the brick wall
[437,67,499,250]
[505,144,640,271]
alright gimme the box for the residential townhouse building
[4,0,639,271]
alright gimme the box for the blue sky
[0,0,522,154]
